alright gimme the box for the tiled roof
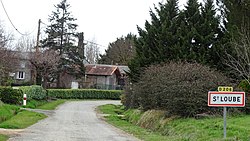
[117,66,129,74]
[85,64,120,76]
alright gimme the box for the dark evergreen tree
[128,0,180,82]
[41,0,85,87]
[199,0,225,69]
[128,0,227,82]
[220,0,250,35]
[182,0,202,61]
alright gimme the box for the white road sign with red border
[208,92,245,107]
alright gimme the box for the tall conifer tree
[41,0,85,87]
[128,0,226,82]
[182,0,202,61]
[221,0,250,35]
[129,0,180,82]
[200,0,224,68]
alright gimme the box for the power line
[85,40,108,49]
[40,20,49,26]
[0,0,35,36]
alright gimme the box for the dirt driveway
[7,100,139,141]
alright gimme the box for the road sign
[208,91,245,107]
[208,91,245,139]
[218,86,233,92]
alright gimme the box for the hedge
[19,85,47,100]
[124,62,233,117]
[47,89,122,100]
[0,87,23,105]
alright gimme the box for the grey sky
[0,0,187,53]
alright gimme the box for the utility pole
[36,19,41,52]
[78,32,84,59]
[33,19,41,85]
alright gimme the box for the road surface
[8,100,139,141]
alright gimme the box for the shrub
[238,80,250,93]
[47,89,122,100]
[125,62,233,117]
[238,80,250,108]
[19,85,47,100]
[122,82,140,109]
[0,87,23,105]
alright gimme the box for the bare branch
[224,28,250,84]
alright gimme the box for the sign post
[223,107,226,138]
[23,94,27,106]
[208,87,245,139]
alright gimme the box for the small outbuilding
[84,64,122,89]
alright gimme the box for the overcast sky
[0,0,187,53]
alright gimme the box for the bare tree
[30,49,61,88]
[15,36,36,51]
[0,22,13,48]
[224,29,250,84]
[0,22,17,85]
[99,34,136,65]
[85,38,100,64]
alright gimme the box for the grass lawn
[105,115,170,141]
[0,104,19,123]
[0,99,66,129]
[0,135,8,141]
[98,104,170,141]
[37,99,66,110]
[98,104,250,141]
[0,110,46,129]
[23,99,66,110]
[0,99,66,141]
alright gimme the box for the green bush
[47,89,122,100]
[238,80,250,107]
[19,85,47,100]
[124,62,233,117]
[0,87,23,105]
[238,80,250,93]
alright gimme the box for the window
[17,71,25,79]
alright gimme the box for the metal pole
[223,107,227,139]
[23,94,27,106]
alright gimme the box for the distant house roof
[85,64,121,76]
[117,66,129,74]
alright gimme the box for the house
[84,64,128,90]
[8,50,130,90]
[10,51,33,86]
[57,64,129,90]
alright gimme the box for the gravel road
[8,100,139,141]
